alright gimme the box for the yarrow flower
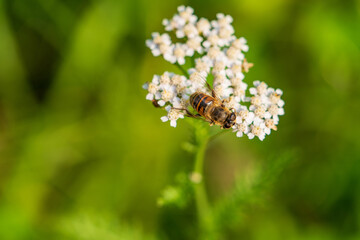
[144,6,285,141]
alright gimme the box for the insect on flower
[187,79,236,129]
[144,6,285,141]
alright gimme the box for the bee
[149,76,236,129]
[188,89,236,129]
[171,77,237,129]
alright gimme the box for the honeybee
[188,89,236,129]
[149,76,236,129]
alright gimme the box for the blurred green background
[0,0,359,239]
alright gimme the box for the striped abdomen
[190,92,214,116]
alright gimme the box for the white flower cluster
[144,6,285,141]
[233,81,285,141]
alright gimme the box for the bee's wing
[197,74,222,101]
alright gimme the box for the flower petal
[170,120,177,127]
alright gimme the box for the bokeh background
[0,0,359,239]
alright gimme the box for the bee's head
[223,112,236,129]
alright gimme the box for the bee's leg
[172,107,199,119]
[184,110,210,124]
[185,110,196,118]
[186,110,202,119]
[209,121,215,126]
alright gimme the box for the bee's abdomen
[190,92,213,116]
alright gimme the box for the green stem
[175,62,189,78]
[193,123,212,236]
[194,136,209,222]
